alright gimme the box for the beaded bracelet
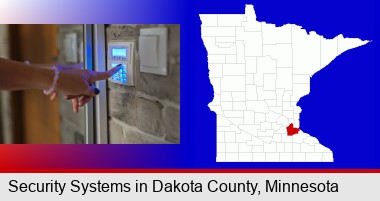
[43,66,60,95]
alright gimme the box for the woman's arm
[0,58,54,91]
[0,57,121,112]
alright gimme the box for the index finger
[91,64,122,82]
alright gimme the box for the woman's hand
[0,58,121,113]
[48,63,83,101]
[54,64,121,113]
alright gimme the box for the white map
[200,4,370,162]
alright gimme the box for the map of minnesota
[200,4,370,162]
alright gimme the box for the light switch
[139,35,159,67]
[139,27,167,76]
[79,41,83,63]
[63,32,77,63]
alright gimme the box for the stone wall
[106,24,180,144]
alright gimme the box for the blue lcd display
[112,48,127,57]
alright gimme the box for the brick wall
[106,24,180,144]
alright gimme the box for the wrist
[43,66,60,95]
[31,66,55,90]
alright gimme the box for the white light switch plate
[139,35,159,67]
[139,27,167,76]
[63,32,77,63]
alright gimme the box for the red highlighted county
[287,123,299,136]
